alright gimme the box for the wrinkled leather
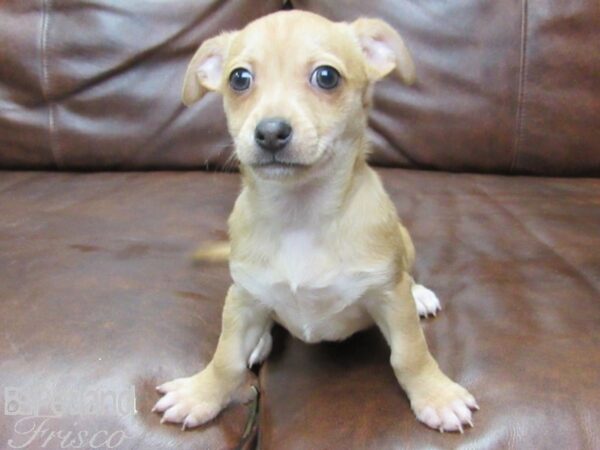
[294,0,600,175]
[2,1,599,174]
[1,170,598,449]
[1,0,600,449]
[259,169,600,449]
[0,171,254,450]
[0,0,282,169]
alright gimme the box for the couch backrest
[296,0,600,176]
[0,0,282,170]
[1,0,599,175]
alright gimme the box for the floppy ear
[181,32,236,106]
[351,18,416,85]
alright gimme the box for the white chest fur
[230,230,390,343]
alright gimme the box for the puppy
[154,10,478,433]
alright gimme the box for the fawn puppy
[154,10,478,433]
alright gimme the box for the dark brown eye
[229,68,253,91]
[310,65,340,90]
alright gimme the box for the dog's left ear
[351,18,416,85]
[181,32,236,106]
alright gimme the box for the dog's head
[182,11,415,181]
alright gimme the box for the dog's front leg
[154,285,271,429]
[368,273,479,433]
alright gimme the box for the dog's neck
[241,139,369,230]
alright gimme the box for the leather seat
[258,169,600,449]
[0,171,254,449]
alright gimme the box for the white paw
[412,284,441,317]
[412,381,479,433]
[248,331,272,367]
[153,373,228,430]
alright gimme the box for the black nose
[254,118,292,153]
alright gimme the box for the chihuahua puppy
[154,10,478,433]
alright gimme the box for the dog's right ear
[181,32,236,106]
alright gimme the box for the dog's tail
[192,241,230,264]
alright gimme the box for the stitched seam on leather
[40,0,61,168]
[511,0,529,173]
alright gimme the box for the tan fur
[192,241,230,264]
[155,10,477,433]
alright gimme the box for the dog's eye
[229,68,253,92]
[310,66,340,90]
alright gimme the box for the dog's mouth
[252,158,308,169]
[249,158,311,180]
[251,158,310,172]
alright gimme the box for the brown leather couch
[1,1,599,449]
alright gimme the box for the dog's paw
[153,373,229,430]
[411,380,479,433]
[411,284,441,317]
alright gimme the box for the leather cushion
[0,0,282,169]
[258,168,600,449]
[294,0,600,175]
[0,171,252,449]
[1,169,599,448]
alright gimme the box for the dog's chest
[231,230,387,342]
